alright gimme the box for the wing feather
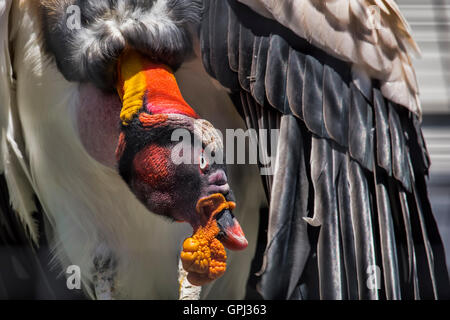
[200,0,450,299]
[238,0,422,116]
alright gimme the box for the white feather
[0,0,40,243]
[377,24,398,52]
[374,0,390,15]
[0,0,13,172]
[325,0,351,27]
[2,130,39,243]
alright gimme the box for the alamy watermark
[170,123,280,176]
[64,4,384,31]
[366,265,382,290]
[66,265,81,290]
[66,5,81,30]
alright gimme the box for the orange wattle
[180,194,235,286]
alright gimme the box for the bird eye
[199,153,209,172]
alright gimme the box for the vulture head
[38,0,247,287]
[114,50,248,285]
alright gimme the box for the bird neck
[116,50,199,125]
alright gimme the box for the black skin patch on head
[118,115,175,184]
[116,110,230,224]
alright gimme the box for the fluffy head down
[39,0,203,90]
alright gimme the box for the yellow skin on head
[180,194,235,286]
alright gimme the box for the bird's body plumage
[238,0,422,115]
[0,0,448,299]
[200,0,449,299]
[0,0,263,299]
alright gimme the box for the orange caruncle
[180,194,234,286]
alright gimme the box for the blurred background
[397,0,450,276]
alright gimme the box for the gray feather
[323,64,350,147]
[286,49,306,120]
[40,0,203,89]
[389,103,412,192]
[265,35,289,114]
[251,37,270,107]
[311,137,346,299]
[374,88,393,176]
[302,56,327,138]
[348,84,374,171]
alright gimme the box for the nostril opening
[208,170,228,186]
[215,179,227,186]
[206,183,230,196]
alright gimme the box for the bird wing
[237,0,421,117]
[0,0,63,298]
[200,0,450,299]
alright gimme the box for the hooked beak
[204,169,248,250]
[215,209,248,251]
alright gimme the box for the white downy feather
[0,0,39,244]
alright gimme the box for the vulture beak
[181,169,248,286]
[216,209,248,251]
[115,50,247,286]
[204,169,248,251]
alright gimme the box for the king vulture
[0,0,449,299]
